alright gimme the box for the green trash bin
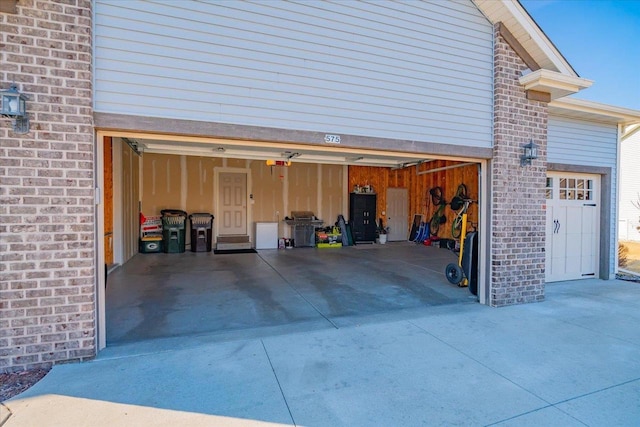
[161,209,187,253]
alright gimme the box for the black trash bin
[161,209,187,253]
[189,213,214,252]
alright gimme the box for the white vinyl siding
[94,0,494,148]
[619,131,640,241]
[547,115,619,277]
[548,116,618,167]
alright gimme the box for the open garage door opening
[97,133,486,350]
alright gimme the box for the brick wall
[0,0,95,372]
[490,25,547,307]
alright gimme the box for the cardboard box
[316,232,342,245]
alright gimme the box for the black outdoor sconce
[521,140,538,166]
[1,83,30,134]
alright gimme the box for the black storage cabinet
[189,213,214,252]
[161,209,187,253]
[349,193,377,243]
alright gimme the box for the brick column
[490,25,547,306]
[0,0,95,372]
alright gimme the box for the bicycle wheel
[429,187,443,206]
[430,214,440,236]
[451,214,463,238]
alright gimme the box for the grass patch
[620,240,640,275]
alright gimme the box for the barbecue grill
[284,211,324,247]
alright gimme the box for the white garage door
[545,173,599,282]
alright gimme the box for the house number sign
[324,134,341,144]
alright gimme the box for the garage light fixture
[521,140,538,166]
[1,83,29,134]
[282,151,301,161]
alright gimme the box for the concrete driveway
[2,278,640,426]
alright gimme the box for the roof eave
[549,97,640,129]
[473,0,578,76]
[519,69,593,101]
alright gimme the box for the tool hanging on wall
[266,160,291,167]
[266,159,291,177]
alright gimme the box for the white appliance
[254,222,278,249]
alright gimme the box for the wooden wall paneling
[138,156,480,244]
[417,161,480,237]
[121,143,140,261]
[185,156,215,215]
[121,143,132,258]
[410,165,419,221]
[141,153,185,216]
[132,151,141,256]
[251,160,284,224]
[319,164,344,225]
[225,158,246,169]
[103,137,114,266]
[349,165,389,224]
[289,162,316,214]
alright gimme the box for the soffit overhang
[520,69,593,101]
[473,0,577,76]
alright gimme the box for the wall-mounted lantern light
[521,140,538,166]
[1,84,29,134]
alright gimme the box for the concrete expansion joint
[496,378,640,427]
[559,315,640,347]
[261,340,297,426]
[485,404,582,427]
[407,319,554,405]
[94,346,180,363]
[0,403,13,427]
[257,253,339,330]
[551,376,640,407]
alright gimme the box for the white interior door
[545,173,599,282]
[219,172,247,235]
[387,188,408,242]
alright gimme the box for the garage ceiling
[125,135,435,168]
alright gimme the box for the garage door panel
[550,258,562,277]
[581,255,596,276]
[582,231,595,255]
[565,206,582,234]
[546,173,599,282]
[582,208,596,233]
[565,234,582,257]
[565,255,581,275]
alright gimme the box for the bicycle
[428,186,447,237]
[450,198,476,238]
[449,184,474,239]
